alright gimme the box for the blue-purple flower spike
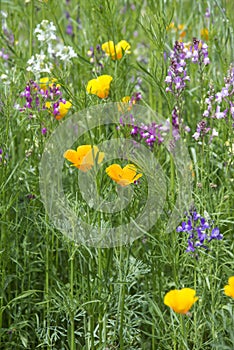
[177,210,222,254]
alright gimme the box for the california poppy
[224,276,234,298]
[86,75,113,99]
[106,164,142,187]
[64,145,104,172]
[39,77,59,91]
[45,100,72,120]
[164,288,198,314]
[102,40,131,60]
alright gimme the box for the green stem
[45,219,50,350]
[170,153,175,201]
[70,246,75,350]
[119,285,125,350]
[118,240,130,349]
[29,0,34,58]
[118,244,124,350]
[194,262,198,348]
[170,312,177,350]
[0,219,6,332]
[152,324,155,350]
[0,89,11,335]
[55,235,59,270]
[87,266,94,349]
[180,314,188,349]
[98,248,103,346]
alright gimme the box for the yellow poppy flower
[200,28,209,41]
[39,77,60,91]
[57,101,72,120]
[101,41,116,58]
[102,40,131,60]
[64,145,105,172]
[224,276,234,298]
[178,24,186,39]
[167,22,186,40]
[106,164,142,187]
[86,75,113,99]
[166,22,176,31]
[116,40,131,55]
[45,100,72,120]
[164,288,198,314]
[117,96,131,112]
[121,96,131,103]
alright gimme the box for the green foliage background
[0,0,233,349]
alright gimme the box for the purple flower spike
[186,239,195,252]
[202,64,234,126]
[209,228,223,241]
[66,24,73,36]
[177,209,222,255]
[205,8,210,18]
[41,127,47,135]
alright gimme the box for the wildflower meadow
[0,0,234,349]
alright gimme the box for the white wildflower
[192,132,200,141]
[0,10,7,18]
[26,53,53,76]
[211,128,218,138]
[54,44,77,62]
[34,20,57,44]
[1,10,8,29]
[0,73,8,80]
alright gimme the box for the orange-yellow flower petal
[122,164,138,179]
[101,41,116,58]
[102,40,131,60]
[106,163,142,187]
[178,24,186,39]
[117,40,131,53]
[117,96,132,112]
[164,288,198,314]
[86,79,99,94]
[121,96,131,103]
[64,145,104,172]
[45,101,51,110]
[39,77,59,91]
[166,22,175,31]
[55,101,72,120]
[105,164,123,182]
[200,28,209,41]
[63,149,80,165]
[115,40,131,58]
[45,100,72,120]
[86,75,113,98]
[224,276,234,298]
[78,145,104,165]
[97,75,113,89]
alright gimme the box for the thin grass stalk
[180,313,188,350]
[0,215,6,332]
[87,257,94,349]
[193,261,198,348]
[45,217,50,350]
[170,311,177,350]
[29,0,34,58]
[70,243,75,350]
[119,246,125,350]
[98,247,103,346]
[0,93,11,333]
